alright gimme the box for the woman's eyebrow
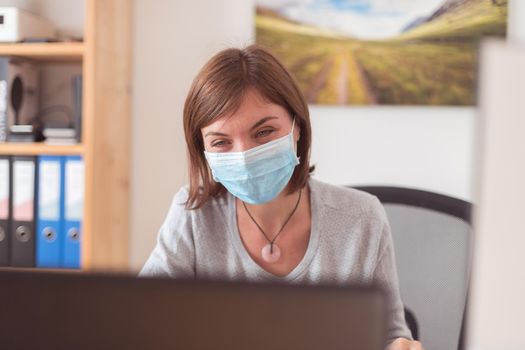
[205,116,279,138]
[205,131,229,138]
[250,116,278,131]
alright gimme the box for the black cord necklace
[242,189,302,263]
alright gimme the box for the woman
[140,45,424,350]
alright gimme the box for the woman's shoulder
[309,177,386,221]
[168,184,230,214]
[162,185,231,232]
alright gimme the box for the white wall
[467,40,525,350]
[309,106,475,200]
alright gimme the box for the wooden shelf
[0,1,132,272]
[0,42,84,60]
[0,142,84,155]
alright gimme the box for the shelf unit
[0,42,84,60]
[0,143,84,156]
[0,0,132,272]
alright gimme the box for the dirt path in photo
[336,51,349,104]
[346,47,378,104]
[289,53,324,73]
[306,57,334,103]
[302,45,378,104]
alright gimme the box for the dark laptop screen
[0,270,387,350]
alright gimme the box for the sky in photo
[256,0,446,39]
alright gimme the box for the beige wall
[130,0,254,270]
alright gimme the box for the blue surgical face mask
[204,118,300,205]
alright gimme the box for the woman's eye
[256,129,274,138]
[211,140,228,148]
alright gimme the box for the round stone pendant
[261,243,281,263]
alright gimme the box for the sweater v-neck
[227,178,321,282]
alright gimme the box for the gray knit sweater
[139,177,413,344]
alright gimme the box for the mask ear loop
[291,116,299,156]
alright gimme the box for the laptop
[0,270,387,350]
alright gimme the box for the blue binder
[36,156,64,268]
[62,156,84,269]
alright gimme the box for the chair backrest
[353,186,472,350]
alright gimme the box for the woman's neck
[237,185,306,234]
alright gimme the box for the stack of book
[43,127,77,144]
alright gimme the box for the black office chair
[353,186,472,350]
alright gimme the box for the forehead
[202,88,289,132]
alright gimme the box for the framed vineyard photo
[255,0,508,106]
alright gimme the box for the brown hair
[183,44,314,209]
